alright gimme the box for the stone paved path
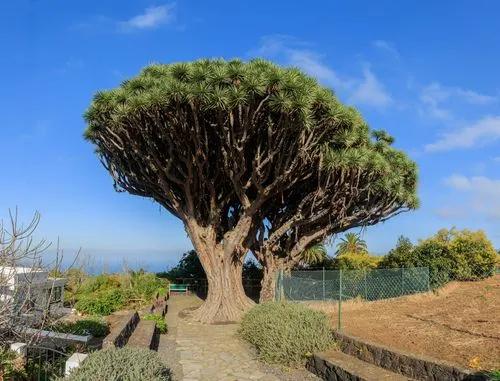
[159,294,279,381]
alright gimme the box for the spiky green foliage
[239,302,334,366]
[65,347,171,381]
[336,233,368,256]
[85,59,418,301]
[300,244,327,265]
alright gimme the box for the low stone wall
[329,331,488,381]
[102,311,139,349]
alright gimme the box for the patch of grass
[143,314,167,334]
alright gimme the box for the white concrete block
[10,342,27,356]
[65,352,88,376]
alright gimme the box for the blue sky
[1,1,499,272]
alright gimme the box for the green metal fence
[275,267,430,329]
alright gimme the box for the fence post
[401,268,405,296]
[322,267,326,301]
[338,269,342,331]
[364,270,368,300]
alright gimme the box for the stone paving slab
[176,320,279,381]
[160,295,279,381]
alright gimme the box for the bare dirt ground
[308,275,500,371]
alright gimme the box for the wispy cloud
[119,4,175,31]
[444,174,500,219]
[419,82,497,121]
[372,40,400,59]
[76,4,176,33]
[349,65,393,108]
[253,35,392,109]
[425,115,500,152]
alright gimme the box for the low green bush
[50,316,109,337]
[65,347,171,381]
[75,289,128,315]
[143,313,168,334]
[239,302,334,366]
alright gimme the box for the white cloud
[425,115,500,152]
[349,66,393,108]
[119,4,175,30]
[494,156,500,163]
[372,40,400,59]
[419,82,497,121]
[444,174,500,219]
[254,35,392,109]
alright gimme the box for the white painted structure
[0,266,66,313]
[65,352,88,376]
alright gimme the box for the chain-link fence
[277,267,430,302]
[275,267,430,329]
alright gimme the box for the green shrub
[128,271,168,301]
[379,229,497,289]
[378,236,414,268]
[65,347,171,381]
[71,271,168,314]
[334,252,380,270]
[75,289,128,315]
[50,316,109,337]
[239,302,334,366]
[143,313,168,334]
[449,230,497,280]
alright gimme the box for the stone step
[308,349,415,381]
[126,320,159,351]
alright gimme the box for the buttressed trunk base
[191,252,254,324]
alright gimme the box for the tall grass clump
[239,302,334,366]
[65,347,171,381]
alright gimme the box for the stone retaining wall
[329,331,489,381]
[102,311,139,349]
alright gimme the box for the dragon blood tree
[84,59,418,322]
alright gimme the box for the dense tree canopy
[85,59,418,322]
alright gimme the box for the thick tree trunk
[190,251,254,324]
[259,263,278,303]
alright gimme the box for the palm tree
[300,244,327,265]
[336,233,368,256]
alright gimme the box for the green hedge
[65,347,171,381]
[239,302,334,366]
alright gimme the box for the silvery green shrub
[65,347,171,381]
[239,302,334,366]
